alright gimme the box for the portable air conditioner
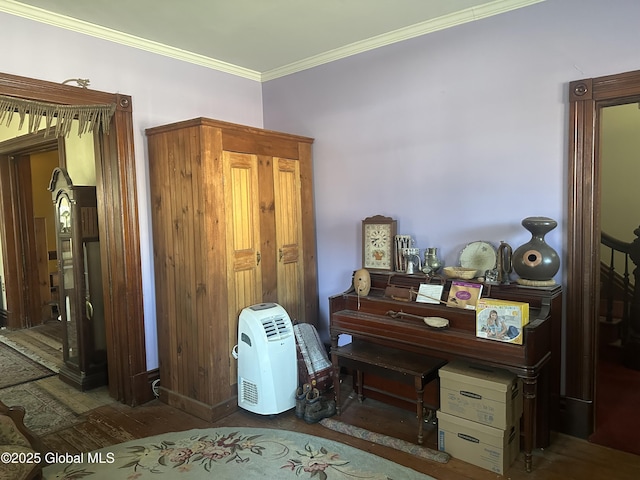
[235,303,297,415]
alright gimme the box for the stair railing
[601,226,640,369]
[600,231,633,343]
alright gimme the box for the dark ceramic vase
[512,217,560,282]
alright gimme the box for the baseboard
[558,395,593,438]
[159,387,238,422]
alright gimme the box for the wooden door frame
[0,134,62,330]
[0,71,148,405]
[566,69,640,436]
[14,152,39,329]
[0,152,27,329]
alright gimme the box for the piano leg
[522,375,538,473]
[415,376,425,444]
[331,333,342,415]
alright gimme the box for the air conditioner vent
[261,315,292,340]
[240,377,258,405]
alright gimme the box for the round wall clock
[362,215,397,271]
[459,240,497,274]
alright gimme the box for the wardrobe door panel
[273,157,304,322]
[223,151,263,383]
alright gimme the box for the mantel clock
[362,215,397,271]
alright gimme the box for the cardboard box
[476,298,530,345]
[439,361,522,429]
[437,410,520,475]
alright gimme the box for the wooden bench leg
[331,334,342,415]
[330,339,445,446]
[357,370,364,402]
[415,376,425,444]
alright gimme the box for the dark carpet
[0,341,55,388]
[589,346,640,456]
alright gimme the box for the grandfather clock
[49,168,107,390]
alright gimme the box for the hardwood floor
[39,380,640,480]
[5,324,637,478]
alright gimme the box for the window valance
[0,94,116,137]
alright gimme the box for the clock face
[369,227,389,248]
[364,223,392,269]
[58,195,72,234]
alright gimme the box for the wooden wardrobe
[146,118,318,421]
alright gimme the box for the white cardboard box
[437,410,520,475]
[439,361,522,429]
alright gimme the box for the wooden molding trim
[559,395,593,439]
[566,68,640,430]
[159,388,238,423]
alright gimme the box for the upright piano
[329,271,562,472]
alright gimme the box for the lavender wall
[1,12,264,369]
[4,0,640,367]
[262,0,640,339]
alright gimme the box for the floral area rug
[0,342,55,388]
[43,427,438,480]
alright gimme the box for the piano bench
[331,339,447,444]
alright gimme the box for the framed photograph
[362,215,397,271]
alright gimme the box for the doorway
[0,71,147,405]
[0,135,62,331]
[0,135,64,329]
[566,69,640,453]
[588,102,640,455]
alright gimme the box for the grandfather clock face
[363,223,393,270]
[58,195,72,234]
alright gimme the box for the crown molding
[1,0,544,83]
[0,0,262,82]
[261,0,545,81]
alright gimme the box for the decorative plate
[459,241,497,274]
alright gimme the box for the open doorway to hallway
[589,102,640,457]
[23,149,60,328]
[0,128,109,393]
[0,135,62,331]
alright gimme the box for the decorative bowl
[443,266,477,279]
